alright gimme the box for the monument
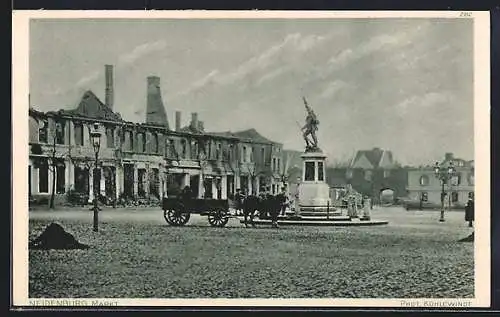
[295,97,337,217]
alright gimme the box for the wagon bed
[162,197,231,227]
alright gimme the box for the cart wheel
[163,203,190,226]
[208,209,229,227]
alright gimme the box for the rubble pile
[29,223,90,250]
[458,232,474,243]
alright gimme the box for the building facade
[406,153,474,208]
[28,65,285,206]
[326,147,408,204]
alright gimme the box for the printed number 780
[460,12,472,17]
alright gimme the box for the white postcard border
[12,10,491,308]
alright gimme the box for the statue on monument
[301,96,320,152]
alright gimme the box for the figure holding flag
[301,96,320,151]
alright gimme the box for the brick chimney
[105,65,114,110]
[175,111,181,132]
[190,112,198,130]
[445,152,454,161]
[198,121,204,132]
[146,76,170,128]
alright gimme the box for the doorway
[190,175,200,198]
[379,188,395,205]
[204,177,213,198]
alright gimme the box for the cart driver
[180,185,193,201]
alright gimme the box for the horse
[241,195,261,227]
[242,194,282,228]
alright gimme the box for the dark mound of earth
[458,232,474,243]
[29,223,90,250]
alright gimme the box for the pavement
[29,205,471,230]
[28,205,474,299]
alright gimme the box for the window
[304,162,315,181]
[272,158,276,172]
[74,166,89,193]
[137,169,146,198]
[149,168,160,198]
[38,159,49,193]
[106,127,115,148]
[277,158,280,172]
[468,173,474,186]
[383,170,391,178]
[56,163,65,194]
[165,140,171,158]
[74,122,84,146]
[419,175,430,186]
[216,143,222,160]
[468,192,474,199]
[242,146,247,163]
[181,139,187,159]
[137,133,146,153]
[451,191,459,203]
[228,144,233,161]
[128,131,134,151]
[191,140,198,159]
[364,170,373,182]
[39,120,48,143]
[261,148,265,163]
[151,133,158,153]
[55,122,65,144]
[346,169,353,179]
[318,162,324,181]
[166,139,176,159]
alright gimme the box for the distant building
[207,129,284,195]
[326,147,408,204]
[406,153,474,208]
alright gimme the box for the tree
[278,151,293,188]
[45,120,72,208]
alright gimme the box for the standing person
[267,187,279,228]
[234,188,243,216]
[293,183,301,218]
[347,195,354,218]
[348,194,358,219]
[277,187,288,216]
[258,188,267,219]
[465,197,474,227]
[362,196,371,221]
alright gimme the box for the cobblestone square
[28,207,474,298]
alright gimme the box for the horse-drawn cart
[162,197,231,227]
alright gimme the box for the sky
[29,18,474,166]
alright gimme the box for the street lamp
[90,123,102,232]
[434,160,456,222]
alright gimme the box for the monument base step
[296,207,338,213]
[279,215,350,221]
[286,211,342,217]
[239,218,389,227]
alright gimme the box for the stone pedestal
[298,151,332,214]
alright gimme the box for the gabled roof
[208,129,277,144]
[351,152,374,169]
[350,148,394,169]
[232,129,276,144]
[56,90,123,122]
[378,151,394,168]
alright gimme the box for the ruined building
[28,65,285,205]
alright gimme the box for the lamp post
[90,123,102,232]
[434,160,456,222]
